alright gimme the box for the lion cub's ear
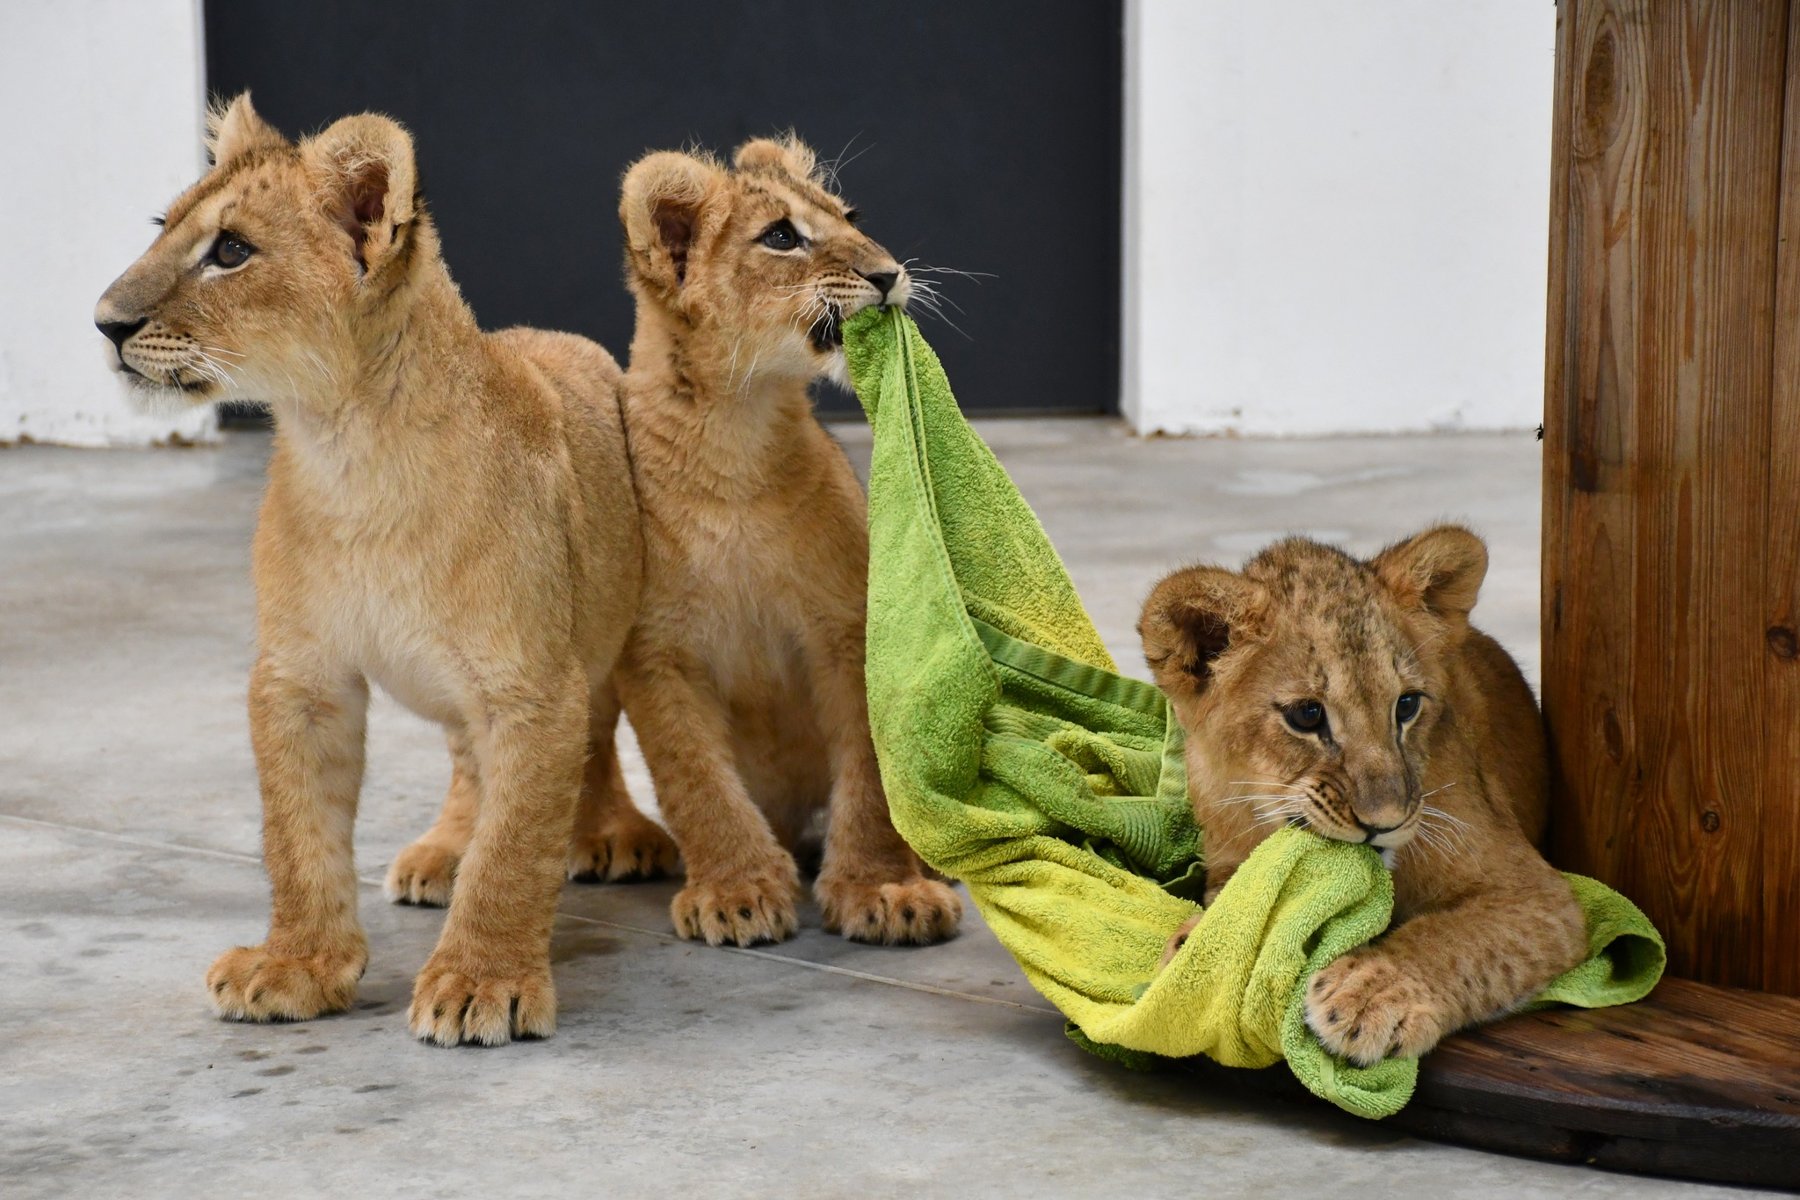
[733,136,820,181]
[300,114,418,278]
[1139,566,1269,699]
[206,93,286,166]
[1372,525,1489,623]
[620,151,724,293]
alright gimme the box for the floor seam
[0,810,1058,1016]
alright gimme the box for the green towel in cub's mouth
[842,306,1666,1120]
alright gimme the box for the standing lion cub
[94,95,667,1045]
[1140,527,1588,1064]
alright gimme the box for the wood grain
[1171,979,1800,1188]
[1405,979,1800,1186]
[1542,0,1796,993]
[1766,0,1800,996]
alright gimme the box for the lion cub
[1139,527,1587,1064]
[95,95,667,1045]
[609,137,962,946]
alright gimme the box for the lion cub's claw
[385,841,460,907]
[818,875,963,945]
[567,819,680,883]
[672,872,800,947]
[207,944,365,1023]
[408,958,556,1047]
[1305,952,1443,1066]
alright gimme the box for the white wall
[4,2,1549,444]
[1123,1,1555,436]
[0,0,217,447]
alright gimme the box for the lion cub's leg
[1305,850,1588,1065]
[208,658,371,1023]
[1160,912,1204,967]
[566,682,679,883]
[384,727,480,907]
[618,648,801,947]
[408,666,588,1046]
[801,621,962,945]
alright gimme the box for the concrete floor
[0,424,1748,1198]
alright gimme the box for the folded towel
[843,306,1665,1119]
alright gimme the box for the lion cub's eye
[758,219,803,252]
[1283,699,1327,734]
[208,232,255,270]
[1396,691,1424,724]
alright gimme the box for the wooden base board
[1176,979,1800,1189]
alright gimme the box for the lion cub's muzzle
[1302,782,1418,849]
[94,307,216,395]
[808,266,910,351]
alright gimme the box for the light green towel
[843,307,1665,1119]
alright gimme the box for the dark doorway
[203,1,1121,416]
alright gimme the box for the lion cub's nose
[96,316,146,351]
[859,270,898,301]
[1355,817,1404,839]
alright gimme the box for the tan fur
[609,136,960,946]
[94,95,672,1045]
[1141,527,1587,1064]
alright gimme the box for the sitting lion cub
[404,137,962,947]
[94,95,666,1045]
[1139,526,1587,1064]
[609,137,962,946]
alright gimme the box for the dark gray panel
[205,1,1121,414]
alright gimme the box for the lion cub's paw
[207,943,365,1023]
[1305,952,1444,1066]
[1159,912,1205,969]
[384,840,460,907]
[671,870,800,947]
[818,875,963,945]
[567,818,680,883]
[408,955,556,1047]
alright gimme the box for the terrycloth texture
[843,307,1666,1119]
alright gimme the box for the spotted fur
[1141,527,1588,1064]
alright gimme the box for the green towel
[843,306,1666,1119]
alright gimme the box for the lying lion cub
[609,137,962,946]
[94,95,662,1045]
[1139,527,1587,1064]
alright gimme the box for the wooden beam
[1542,0,1793,993]
[1764,0,1800,994]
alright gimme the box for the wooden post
[1266,6,1800,1179]
[1542,0,1800,995]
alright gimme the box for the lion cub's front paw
[817,875,963,945]
[1159,912,1204,969]
[408,955,556,1047]
[207,943,365,1023]
[671,869,800,947]
[385,840,460,907]
[1305,952,1444,1066]
[567,817,680,883]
